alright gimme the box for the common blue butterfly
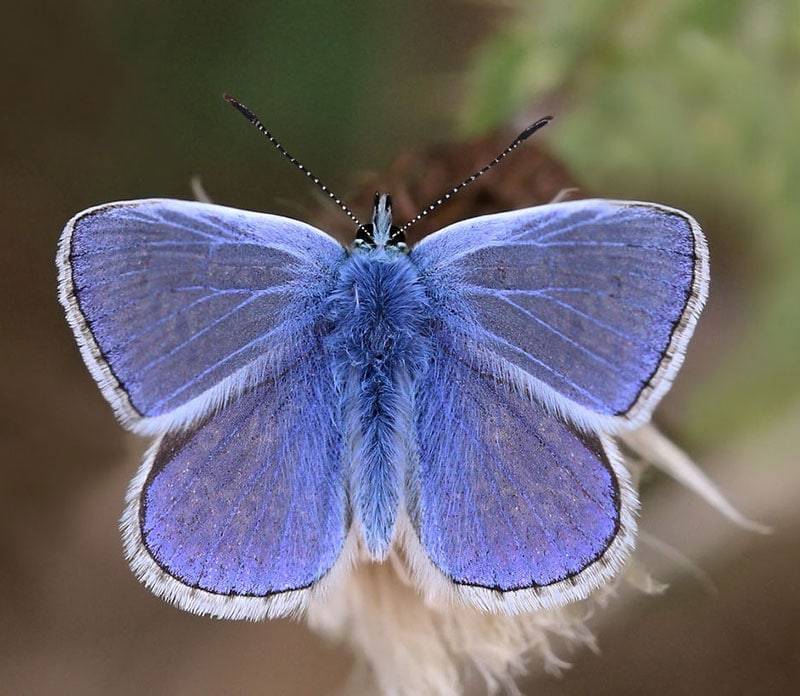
[57,96,708,619]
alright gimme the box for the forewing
[405,341,637,612]
[58,199,345,433]
[410,199,708,429]
[122,353,349,620]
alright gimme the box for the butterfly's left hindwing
[122,350,351,620]
[404,337,637,612]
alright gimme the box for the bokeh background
[2,1,798,694]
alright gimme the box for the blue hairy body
[326,250,431,558]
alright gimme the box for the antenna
[224,94,361,226]
[396,116,553,235]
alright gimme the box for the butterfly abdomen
[326,252,431,558]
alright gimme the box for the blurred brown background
[2,2,798,694]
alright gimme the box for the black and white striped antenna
[224,94,362,226]
[395,116,553,236]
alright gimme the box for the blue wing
[405,338,637,612]
[122,351,350,620]
[410,199,708,430]
[57,199,345,434]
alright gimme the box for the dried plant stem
[619,424,770,534]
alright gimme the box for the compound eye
[354,223,376,250]
[387,225,408,252]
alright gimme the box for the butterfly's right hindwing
[57,198,346,434]
[403,335,637,612]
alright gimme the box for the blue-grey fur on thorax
[325,194,431,558]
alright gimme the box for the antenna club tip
[519,115,554,140]
[223,93,258,122]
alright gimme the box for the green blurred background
[2,1,798,694]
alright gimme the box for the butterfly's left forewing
[123,349,352,620]
[58,198,345,434]
[404,338,636,612]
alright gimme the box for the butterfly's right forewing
[410,199,707,431]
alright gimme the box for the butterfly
[57,96,708,620]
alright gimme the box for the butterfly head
[353,193,408,254]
